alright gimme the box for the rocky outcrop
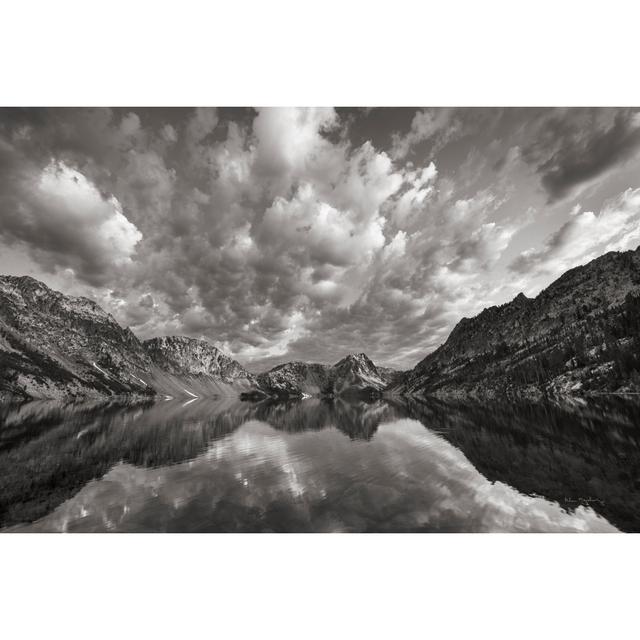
[393,247,640,397]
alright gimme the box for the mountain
[144,335,249,379]
[0,276,255,401]
[393,247,640,397]
[253,352,396,399]
[254,361,332,398]
[143,336,256,397]
[332,353,388,396]
[0,275,154,401]
[0,274,398,402]
[7,243,638,403]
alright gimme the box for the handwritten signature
[564,497,605,506]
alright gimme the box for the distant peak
[335,352,375,367]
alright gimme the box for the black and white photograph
[3,105,640,533]
[2,2,640,638]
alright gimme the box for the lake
[1,395,639,532]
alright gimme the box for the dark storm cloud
[522,108,640,202]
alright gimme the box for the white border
[2,1,640,638]
[1,534,638,639]
[2,0,640,106]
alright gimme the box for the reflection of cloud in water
[17,419,617,533]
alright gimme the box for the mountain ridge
[0,275,153,401]
[392,246,640,397]
[3,246,640,402]
[0,275,259,401]
[0,276,395,401]
[252,352,398,399]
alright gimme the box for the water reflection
[1,395,638,532]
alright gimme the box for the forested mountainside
[393,247,640,397]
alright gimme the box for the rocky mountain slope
[0,275,154,401]
[393,247,640,397]
[144,336,250,379]
[0,276,255,401]
[253,353,397,399]
[143,336,256,397]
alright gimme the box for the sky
[1,107,640,372]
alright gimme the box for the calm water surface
[1,395,640,532]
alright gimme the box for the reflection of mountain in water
[392,395,640,532]
[253,397,399,440]
[0,397,400,527]
[5,414,616,534]
[1,395,640,531]
[0,398,246,527]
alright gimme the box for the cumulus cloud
[0,149,142,285]
[449,222,515,273]
[2,107,639,371]
[120,112,141,138]
[160,123,178,143]
[185,107,219,145]
[257,178,516,369]
[388,162,437,228]
[0,107,523,368]
[115,150,176,229]
[254,108,336,167]
[510,188,640,278]
[261,183,385,268]
[391,108,462,160]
